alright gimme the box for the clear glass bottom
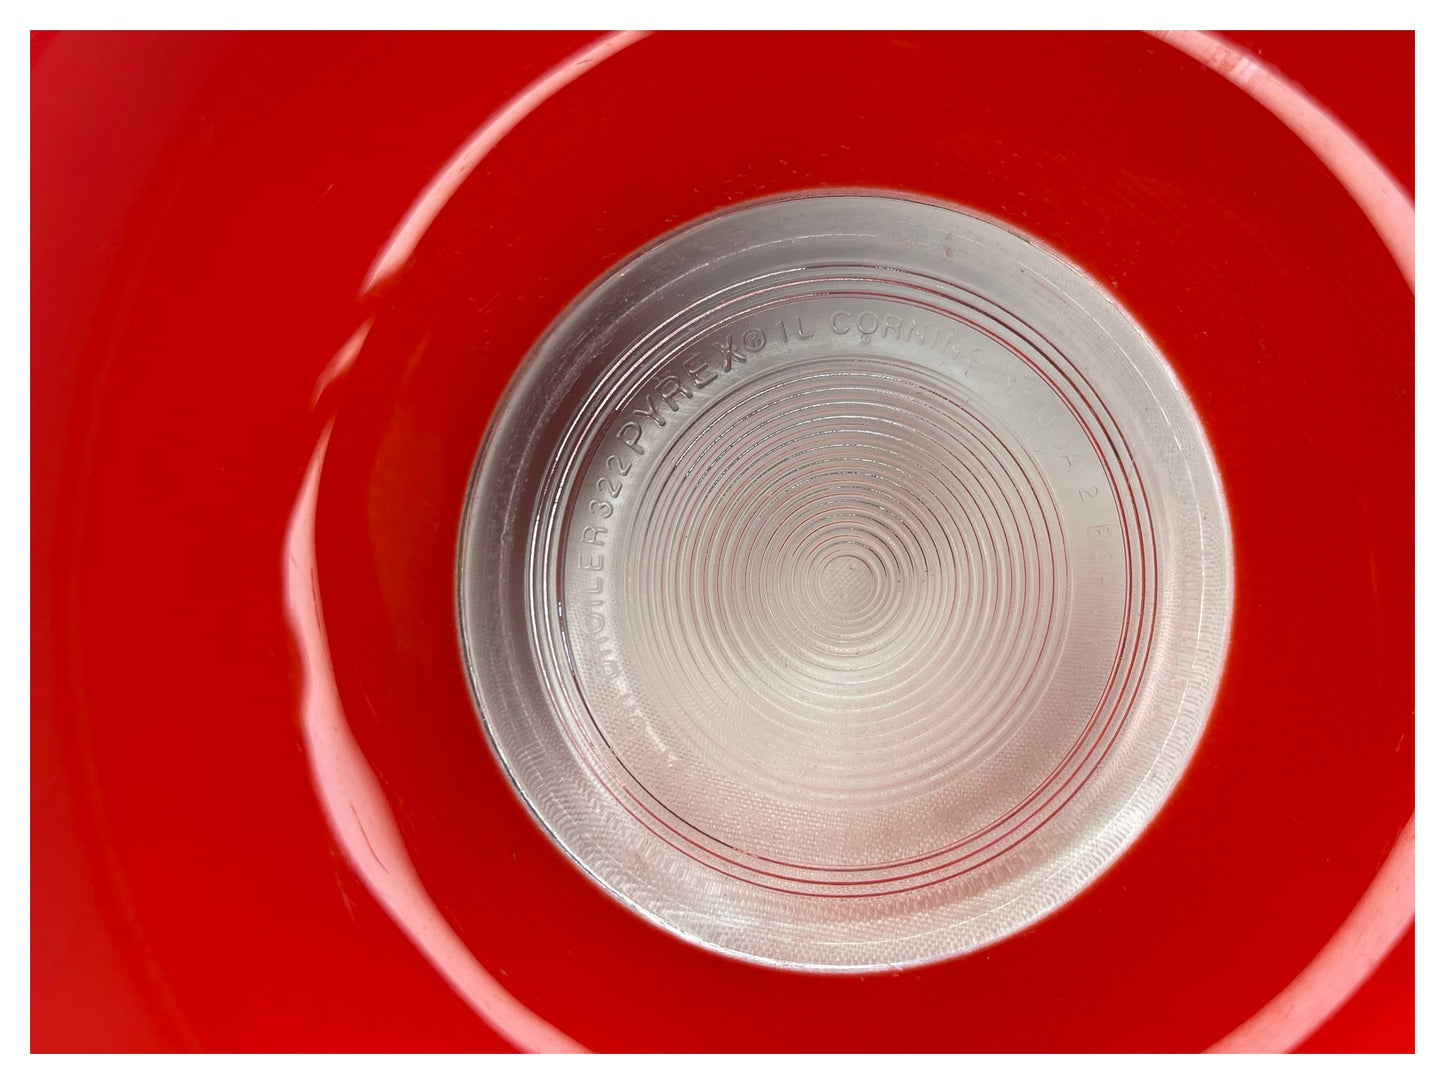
[459,194,1232,970]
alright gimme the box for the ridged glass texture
[459,195,1232,970]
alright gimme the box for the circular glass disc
[459,194,1232,971]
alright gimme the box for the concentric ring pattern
[605,359,1070,874]
[625,361,1061,801]
[460,195,1232,969]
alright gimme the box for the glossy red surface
[32,31,1413,1051]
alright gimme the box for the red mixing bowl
[32,30,1413,1051]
